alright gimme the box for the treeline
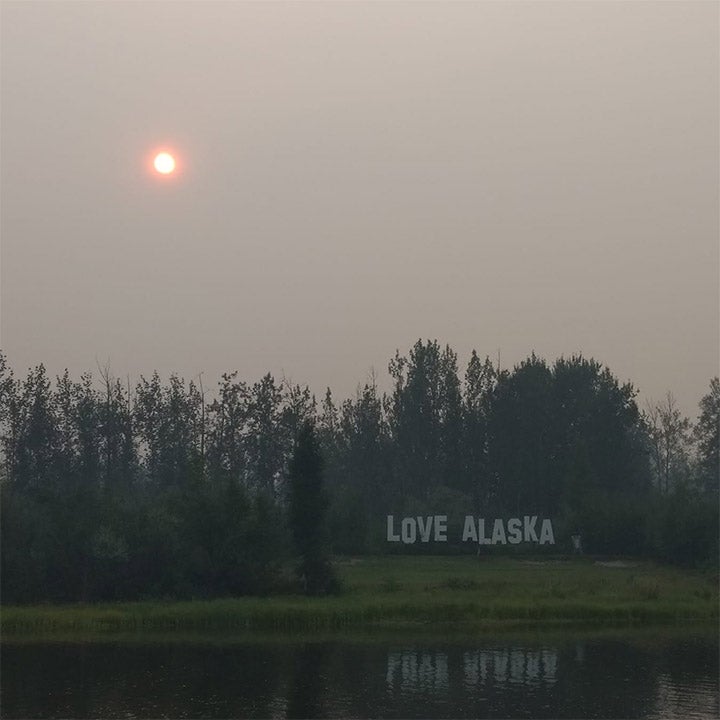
[0,343,717,602]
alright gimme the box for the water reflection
[386,651,448,691]
[286,643,330,720]
[459,647,557,688]
[2,631,717,719]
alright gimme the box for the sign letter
[491,518,507,545]
[507,518,522,544]
[478,518,491,545]
[401,517,417,544]
[434,515,448,541]
[387,515,400,542]
[539,519,555,545]
[462,515,478,542]
[417,516,433,542]
[523,515,538,543]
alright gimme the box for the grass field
[2,556,717,636]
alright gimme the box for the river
[2,628,717,718]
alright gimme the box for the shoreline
[3,557,717,637]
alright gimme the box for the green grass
[2,556,717,637]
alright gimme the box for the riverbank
[2,557,717,636]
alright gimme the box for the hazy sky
[1,1,718,417]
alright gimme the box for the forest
[0,341,717,603]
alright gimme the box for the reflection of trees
[554,638,698,720]
[286,642,331,719]
[2,635,718,719]
[1,642,285,719]
[657,635,719,685]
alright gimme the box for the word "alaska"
[386,515,555,545]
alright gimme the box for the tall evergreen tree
[247,373,285,498]
[288,421,336,594]
[694,377,719,496]
[206,372,251,486]
[388,339,445,499]
[463,351,496,509]
[438,345,464,493]
[487,354,553,515]
[333,379,390,550]
[317,388,340,469]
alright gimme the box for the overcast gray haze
[1,1,718,418]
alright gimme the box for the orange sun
[153,152,176,175]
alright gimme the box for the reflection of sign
[462,648,557,686]
[386,651,449,691]
[386,648,558,691]
[386,515,555,545]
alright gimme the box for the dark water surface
[2,629,717,719]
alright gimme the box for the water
[2,630,717,718]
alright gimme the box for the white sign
[386,515,555,545]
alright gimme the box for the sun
[153,152,176,175]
